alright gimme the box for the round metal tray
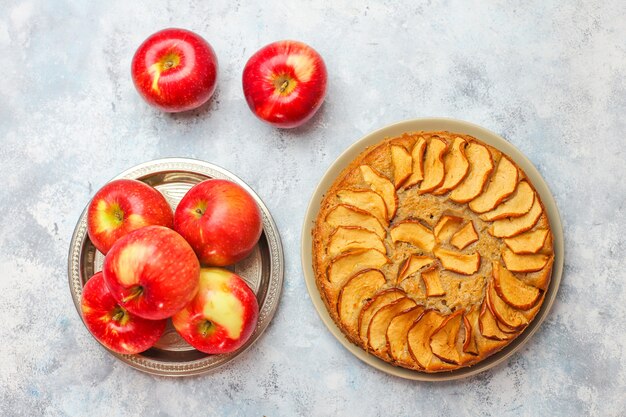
[69,158,284,376]
[301,118,564,381]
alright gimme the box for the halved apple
[358,289,405,345]
[387,306,425,366]
[368,298,417,356]
[397,254,434,283]
[480,181,535,221]
[434,247,480,275]
[503,229,549,254]
[326,249,389,287]
[449,142,494,203]
[360,165,397,220]
[407,309,454,370]
[462,308,479,355]
[450,221,479,250]
[468,156,519,213]
[391,145,413,189]
[487,280,528,330]
[433,137,469,195]
[403,137,427,189]
[336,189,387,226]
[493,261,541,310]
[326,204,386,239]
[430,309,464,364]
[421,266,445,297]
[337,269,387,334]
[489,198,542,238]
[433,215,464,243]
[419,138,448,194]
[502,248,550,273]
[478,300,514,340]
[328,226,386,258]
[390,220,436,252]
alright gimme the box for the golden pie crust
[312,131,553,372]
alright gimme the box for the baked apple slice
[358,289,405,345]
[403,137,427,189]
[434,247,480,275]
[450,221,479,250]
[419,137,448,194]
[326,204,386,239]
[480,181,535,221]
[489,198,542,238]
[421,266,446,297]
[430,309,464,364]
[359,165,397,220]
[390,220,436,252]
[468,156,519,213]
[433,137,469,195]
[326,248,389,287]
[433,215,464,243]
[368,298,417,356]
[449,143,494,203]
[328,226,386,258]
[337,269,387,334]
[503,229,549,254]
[487,280,528,330]
[493,261,541,310]
[391,144,413,189]
[407,309,455,370]
[387,306,425,367]
[502,248,550,273]
[397,254,434,283]
[478,300,514,340]
[336,189,387,226]
[462,308,479,355]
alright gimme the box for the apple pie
[312,131,553,372]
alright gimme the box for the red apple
[103,225,200,320]
[242,40,327,128]
[87,179,173,254]
[174,179,262,266]
[81,271,167,354]
[172,268,259,354]
[131,28,218,112]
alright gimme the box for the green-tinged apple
[242,40,327,128]
[174,179,262,266]
[131,28,218,112]
[87,179,173,254]
[81,272,166,354]
[172,268,259,354]
[103,225,200,320]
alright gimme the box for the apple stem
[122,286,143,304]
[199,320,213,337]
[111,307,128,324]
[279,79,290,93]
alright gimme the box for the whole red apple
[174,179,262,266]
[242,40,327,128]
[81,271,167,354]
[131,28,218,112]
[172,268,259,354]
[87,179,173,254]
[103,225,200,320]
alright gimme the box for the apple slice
[390,220,436,252]
[391,145,413,189]
[478,300,513,340]
[337,269,387,334]
[504,229,549,254]
[480,181,535,221]
[418,138,448,194]
[359,165,398,220]
[430,309,464,364]
[502,248,550,273]
[328,226,386,258]
[421,266,445,297]
[468,156,519,213]
[397,255,434,283]
[450,221,479,250]
[433,137,469,195]
[462,308,479,355]
[449,143,494,203]
[434,247,480,275]
[493,261,541,310]
[407,309,454,370]
[487,280,528,330]
[387,306,425,366]
[358,289,405,345]
[368,298,417,356]
[325,204,386,239]
[336,189,387,226]
[489,198,542,238]
[433,215,464,243]
[403,137,427,188]
[326,249,389,287]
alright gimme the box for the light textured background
[1,1,624,416]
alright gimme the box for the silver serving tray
[68,158,284,376]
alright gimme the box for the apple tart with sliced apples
[312,131,553,372]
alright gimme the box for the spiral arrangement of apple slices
[313,131,554,372]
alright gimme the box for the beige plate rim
[300,117,564,381]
